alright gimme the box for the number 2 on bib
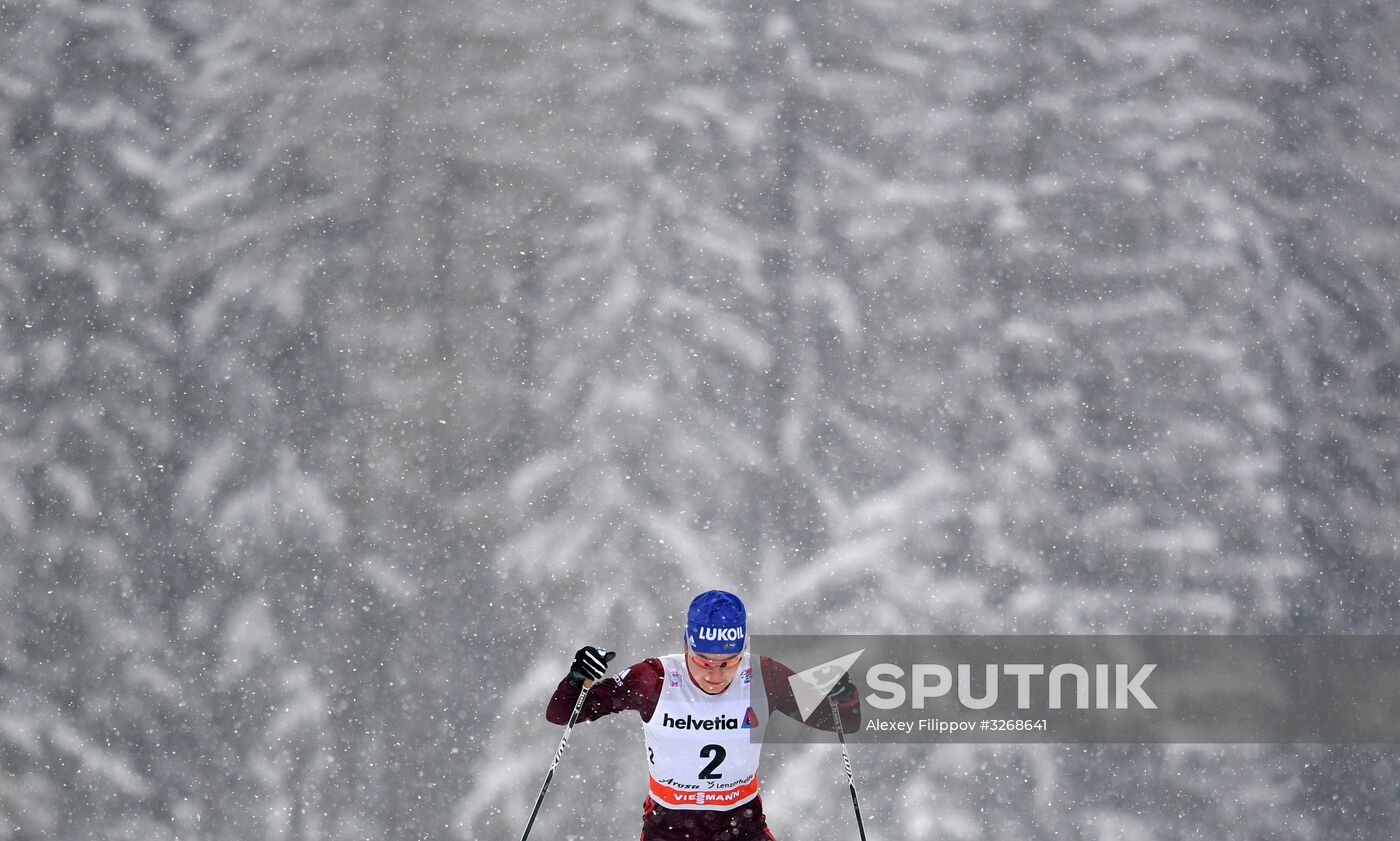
[698,744,726,779]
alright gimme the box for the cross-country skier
[546,589,861,841]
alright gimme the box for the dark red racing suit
[546,656,861,841]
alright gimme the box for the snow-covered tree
[1,2,348,837]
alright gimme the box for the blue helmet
[686,590,746,654]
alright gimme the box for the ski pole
[519,651,613,841]
[828,695,869,841]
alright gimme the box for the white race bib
[643,653,767,810]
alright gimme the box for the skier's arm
[545,656,665,725]
[760,655,862,733]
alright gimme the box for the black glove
[828,672,856,703]
[567,646,616,687]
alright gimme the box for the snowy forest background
[2,0,1398,839]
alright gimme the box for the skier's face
[686,648,743,693]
